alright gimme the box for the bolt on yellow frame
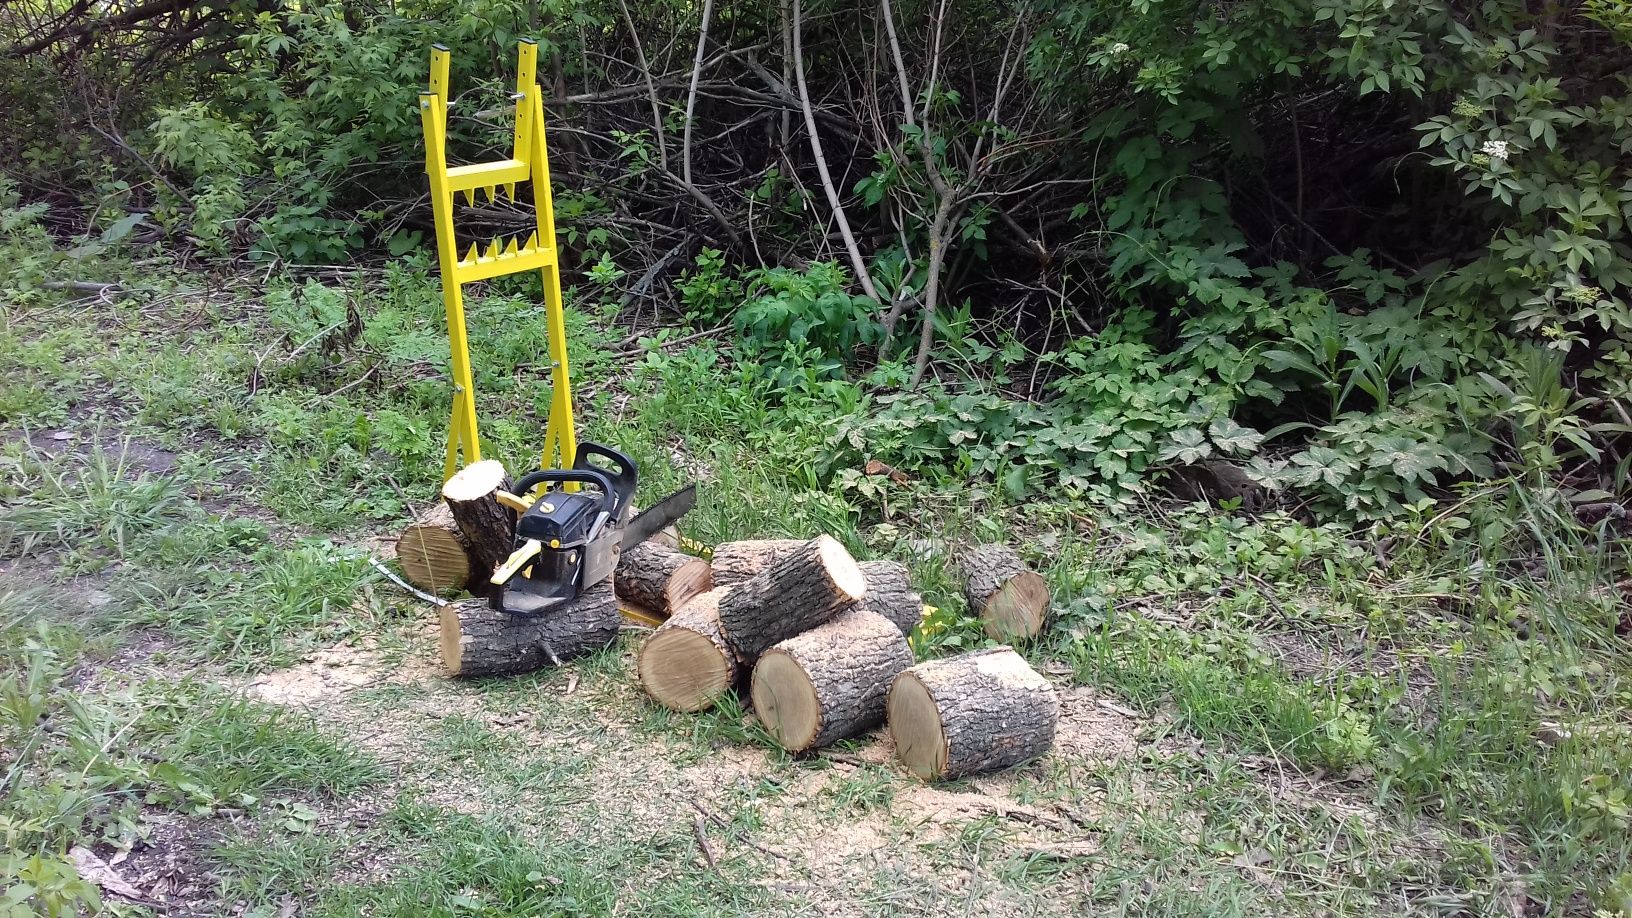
[419,39,576,483]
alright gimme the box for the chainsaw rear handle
[570,441,637,522]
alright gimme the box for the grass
[1,218,1630,915]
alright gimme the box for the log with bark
[750,608,912,752]
[854,560,924,635]
[715,535,867,658]
[887,647,1059,781]
[637,587,742,711]
[614,541,712,616]
[959,543,1051,641]
[439,579,619,677]
[709,538,805,585]
[395,502,476,595]
[441,460,517,586]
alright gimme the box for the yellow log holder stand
[419,39,576,483]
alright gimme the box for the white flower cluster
[1110,42,1131,55]
[1480,139,1509,161]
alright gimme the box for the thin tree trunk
[792,0,881,304]
[618,0,668,175]
[681,0,715,188]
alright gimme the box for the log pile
[636,533,1060,780]
[395,460,714,678]
[393,471,1059,776]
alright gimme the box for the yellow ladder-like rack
[419,39,576,482]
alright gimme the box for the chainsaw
[489,442,696,617]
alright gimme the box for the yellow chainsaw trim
[491,538,543,586]
[494,490,533,514]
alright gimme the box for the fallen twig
[369,556,448,607]
[692,813,719,871]
[43,280,125,295]
[689,799,788,861]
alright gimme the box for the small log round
[441,460,516,585]
[396,503,475,595]
[440,579,618,677]
[855,560,924,635]
[750,609,912,752]
[716,535,867,658]
[615,541,712,616]
[637,587,741,712]
[709,538,805,585]
[959,544,1051,641]
[887,647,1059,781]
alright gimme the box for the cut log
[855,560,924,635]
[887,647,1059,781]
[395,503,475,595]
[751,609,912,752]
[709,538,805,585]
[959,544,1051,641]
[441,460,516,586]
[716,535,867,658]
[440,579,618,677]
[615,541,712,616]
[637,587,741,712]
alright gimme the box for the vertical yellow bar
[528,82,576,472]
[423,47,483,479]
[512,39,538,165]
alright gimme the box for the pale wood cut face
[983,571,1051,640]
[640,629,729,712]
[437,606,463,675]
[442,459,507,500]
[751,650,820,749]
[887,673,947,780]
[817,535,867,601]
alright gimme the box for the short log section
[960,544,1051,641]
[887,647,1059,781]
[441,460,517,587]
[751,609,912,752]
[709,538,805,585]
[716,535,867,658]
[855,560,924,635]
[637,587,740,711]
[395,502,474,594]
[440,579,619,677]
[615,541,713,616]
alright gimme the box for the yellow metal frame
[420,40,576,482]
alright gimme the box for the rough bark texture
[615,541,712,615]
[396,502,475,594]
[854,560,923,635]
[440,579,618,677]
[887,647,1059,781]
[709,538,806,585]
[441,460,517,587]
[751,609,912,752]
[637,587,741,711]
[716,535,867,658]
[959,543,1052,641]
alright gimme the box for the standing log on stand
[887,647,1059,781]
[959,544,1052,641]
[855,561,925,635]
[716,535,867,658]
[440,580,619,677]
[637,587,741,712]
[615,541,713,616]
[709,538,805,585]
[395,503,475,595]
[751,609,912,752]
[441,460,517,585]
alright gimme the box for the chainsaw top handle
[568,441,638,522]
[511,467,616,528]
